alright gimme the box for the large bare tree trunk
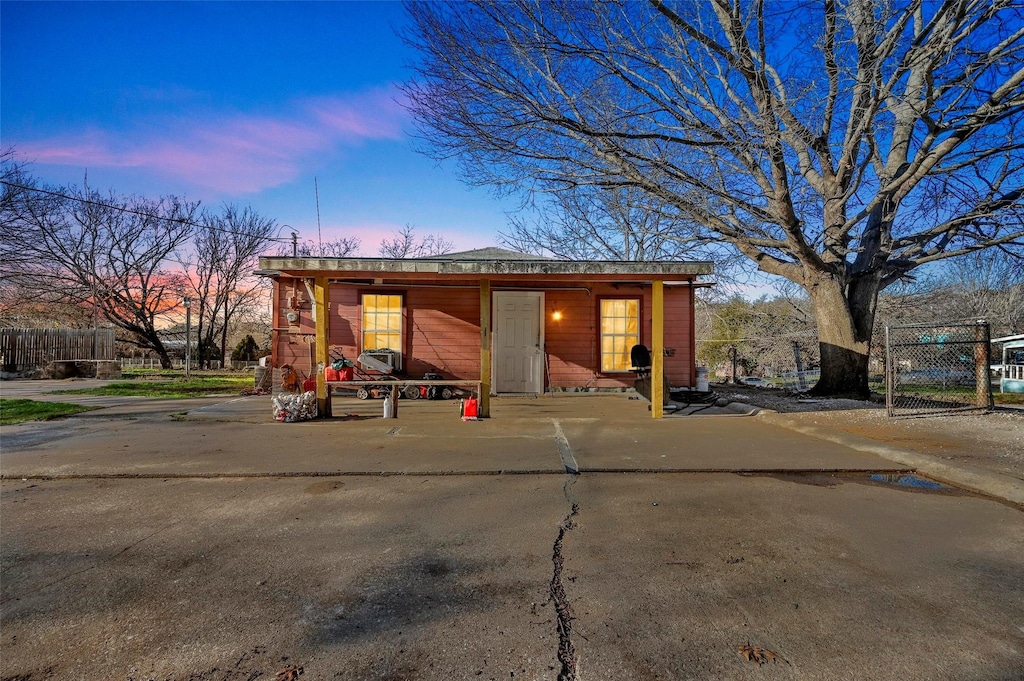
[806,272,878,398]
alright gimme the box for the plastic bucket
[696,366,709,392]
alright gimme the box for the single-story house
[256,248,713,418]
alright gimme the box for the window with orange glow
[361,294,403,352]
[600,298,640,372]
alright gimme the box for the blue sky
[1,0,514,253]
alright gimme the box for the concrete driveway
[1,393,912,478]
[1,389,1022,680]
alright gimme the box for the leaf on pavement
[737,643,788,666]
[276,665,304,681]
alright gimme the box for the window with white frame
[600,298,640,372]
[361,294,403,353]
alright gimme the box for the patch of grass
[0,398,99,425]
[120,367,245,380]
[53,375,252,398]
[994,392,1024,405]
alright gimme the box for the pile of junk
[325,349,470,402]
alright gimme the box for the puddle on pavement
[745,472,973,497]
[867,473,949,491]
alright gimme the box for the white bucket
[696,366,710,392]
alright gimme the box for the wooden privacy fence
[1,328,116,372]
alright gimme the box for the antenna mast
[315,177,323,255]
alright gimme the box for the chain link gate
[885,321,993,417]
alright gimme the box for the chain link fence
[885,321,993,417]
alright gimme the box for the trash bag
[272,391,318,422]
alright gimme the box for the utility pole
[183,297,192,380]
[92,280,100,361]
[792,341,805,390]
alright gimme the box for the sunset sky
[1,1,515,253]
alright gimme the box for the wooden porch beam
[479,278,491,417]
[313,276,331,418]
[652,279,665,419]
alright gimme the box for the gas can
[461,396,479,420]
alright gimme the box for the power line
[0,179,294,243]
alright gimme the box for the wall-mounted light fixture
[552,310,563,321]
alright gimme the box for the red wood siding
[660,286,694,387]
[328,285,360,359]
[544,289,602,387]
[406,288,480,378]
[272,281,316,382]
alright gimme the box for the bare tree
[379,224,455,258]
[877,249,1024,334]
[696,294,819,379]
[502,185,734,262]
[282,236,362,258]
[182,205,278,368]
[0,153,96,328]
[402,0,1024,396]
[0,168,198,368]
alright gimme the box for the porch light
[552,310,563,321]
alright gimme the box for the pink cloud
[19,130,125,167]
[14,87,410,195]
[304,221,498,257]
[306,88,407,140]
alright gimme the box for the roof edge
[257,256,714,277]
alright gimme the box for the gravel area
[715,383,1024,482]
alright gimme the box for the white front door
[493,291,544,393]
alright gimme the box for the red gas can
[461,396,479,421]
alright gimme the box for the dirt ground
[716,383,1024,481]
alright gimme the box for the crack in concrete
[550,500,579,681]
[553,420,578,474]
[550,415,581,681]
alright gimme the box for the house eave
[257,256,715,278]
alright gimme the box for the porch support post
[313,276,331,418]
[479,278,491,417]
[651,279,665,419]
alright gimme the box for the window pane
[362,295,402,353]
[600,298,640,372]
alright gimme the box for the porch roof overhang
[256,254,714,282]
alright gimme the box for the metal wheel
[404,385,421,400]
[355,387,370,400]
[441,387,455,400]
